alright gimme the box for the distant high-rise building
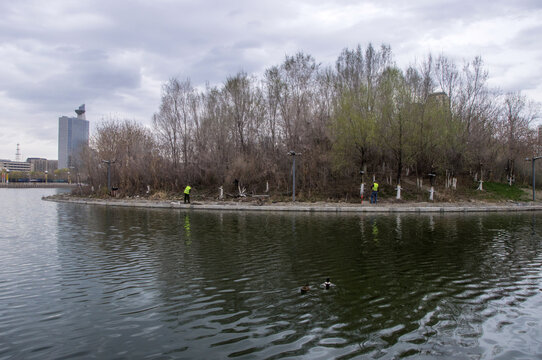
[58,104,89,169]
[15,143,22,161]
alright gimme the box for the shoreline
[1,183,77,188]
[42,195,542,213]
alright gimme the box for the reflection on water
[1,188,542,359]
[184,214,192,245]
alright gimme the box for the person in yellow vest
[370,182,379,204]
[184,185,192,204]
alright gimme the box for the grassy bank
[70,179,535,204]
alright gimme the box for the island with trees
[73,44,540,204]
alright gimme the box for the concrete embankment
[42,196,542,213]
[1,183,76,188]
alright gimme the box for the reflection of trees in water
[54,207,542,357]
[327,213,542,355]
[55,205,166,287]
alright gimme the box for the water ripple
[2,191,542,358]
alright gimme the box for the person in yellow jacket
[184,185,192,204]
[370,182,379,204]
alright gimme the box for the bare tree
[90,119,159,194]
[223,72,259,154]
[277,52,319,151]
[153,78,198,180]
[377,67,415,186]
[263,66,283,155]
[499,91,540,182]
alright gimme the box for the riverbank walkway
[43,195,542,213]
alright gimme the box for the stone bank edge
[42,197,542,213]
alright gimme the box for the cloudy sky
[1,0,541,160]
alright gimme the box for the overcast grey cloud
[1,0,541,160]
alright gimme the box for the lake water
[1,188,542,359]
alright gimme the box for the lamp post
[359,170,365,204]
[68,166,75,185]
[102,160,115,194]
[287,151,301,202]
[525,156,542,201]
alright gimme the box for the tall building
[58,104,89,169]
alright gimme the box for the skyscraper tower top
[75,104,86,120]
[15,143,21,161]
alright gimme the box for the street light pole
[102,160,115,194]
[288,151,301,202]
[359,170,365,204]
[526,156,542,201]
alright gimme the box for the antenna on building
[15,143,21,161]
[75,104,86,120]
